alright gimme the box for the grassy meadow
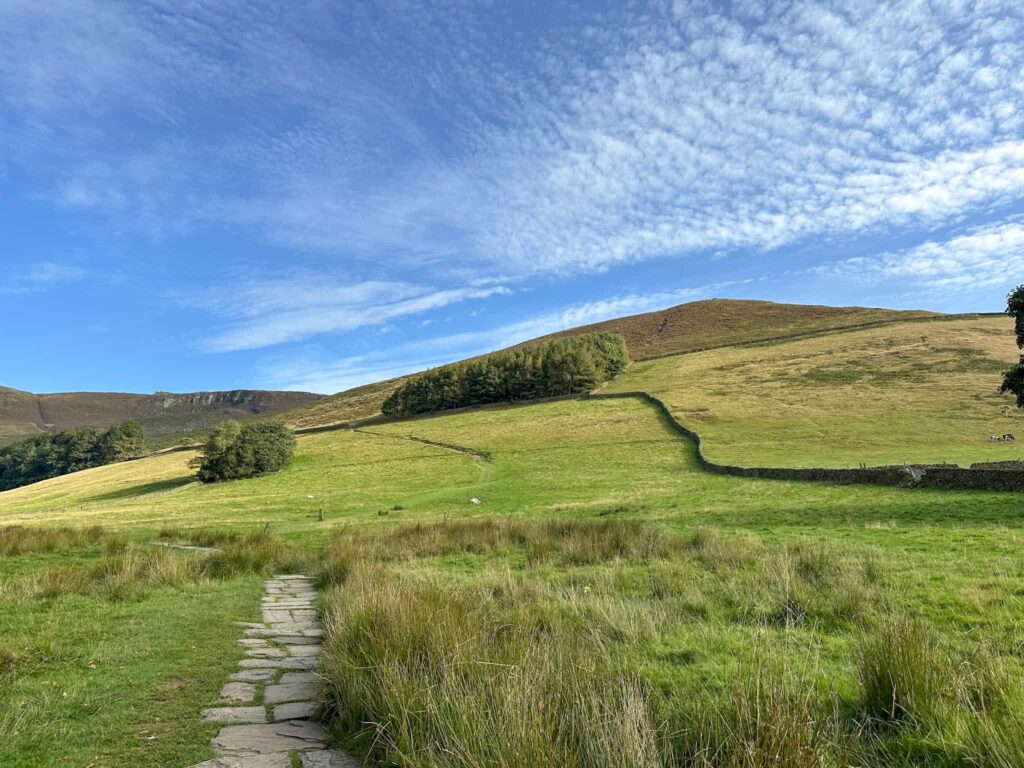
[2,395,1024,765]
[607,316,1024,467]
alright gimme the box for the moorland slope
[0,387,322,448]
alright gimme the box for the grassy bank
[318,520,1024,767]
[0,530,310,766]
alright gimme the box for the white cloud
[4,1,1024,285]
[262,282,743,392]
[194,276,510,352]
[821,217,1024,295]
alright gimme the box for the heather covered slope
[512,298,937,361]
[0,387,322,448]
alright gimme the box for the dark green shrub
[194,421,295,482]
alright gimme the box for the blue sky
[2,1,1023,395]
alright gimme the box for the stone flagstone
[219,682,256,703]
[263,681,318,704]
[202,707,269,724]
[273,701,320,721]
[212,720,328,755]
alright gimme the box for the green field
[606,315,1023,467]
[3,394,1024,765]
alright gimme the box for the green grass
[605,316,1023,467]
[318,519,1024,767]
[0,558,265,767]
[2,395,1024,764]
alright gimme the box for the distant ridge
[0,387,322,448]
[277,298,938,429]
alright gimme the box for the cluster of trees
[0,421,145,491]
[382,332,630,418]
[192,421,296,482]
[1001,284,1024,407]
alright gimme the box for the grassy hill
[276,299,937,429]
[0,387,322,448]
[606,315,1021,467]
[2,396,1023,765]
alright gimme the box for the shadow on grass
[86,477,195,502]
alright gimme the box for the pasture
[2,396,1023,765]
[607,316,1023,467]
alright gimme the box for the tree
[1001,284,1024,407]
[194,421,295,482]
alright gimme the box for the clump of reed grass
[0,525,107,556]
[857,615,944,726]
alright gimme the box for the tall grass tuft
[857,615,944,726]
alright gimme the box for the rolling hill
[0,387,322,448]
[274,298,944,429]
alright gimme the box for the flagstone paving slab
[202,707,269,724]
[287,644,323,657]
[212,720,328,755]
[301,751,361,768]
[273,635,320,645]
[273,701,321,721]
[279,672,319,684]
[190,754,293,768]
[220,682,256,703]
[264,681,319,704]
[230,669,277,683]
[239,656,317,669]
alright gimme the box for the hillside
[606,314,1021,467]
[277,298,937,429]
[511,298,937,361]
[0,387,322,448]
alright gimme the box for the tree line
[0,421,146,491]
[381,332,630,418]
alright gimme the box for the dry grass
[607,316,1023,467]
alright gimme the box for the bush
[381,332,630,418]
[193,421,296,483]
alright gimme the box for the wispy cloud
[261,282,743,392]
[193,276,510,352]
[820,217,1024,295]
[1,261,88,295]
[4,2,1024,283]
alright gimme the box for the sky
[2,0,1023,395]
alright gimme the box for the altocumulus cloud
[822,218,1024,294]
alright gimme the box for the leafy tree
[1001,284,1024,407]
[194,421,295,482]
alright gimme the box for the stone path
[187,575,357,768]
